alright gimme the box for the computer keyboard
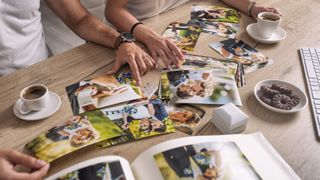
[299,47,320,139]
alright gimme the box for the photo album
[66,73,143,115]
[210,39,273,73]
[46,133,300,180]
[159,69,242,106]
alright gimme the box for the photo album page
[131,132,300,180]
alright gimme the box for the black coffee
[261,15,279,21]
[23,86,46,100]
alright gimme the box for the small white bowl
[254,79,308,113]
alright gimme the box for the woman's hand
[0,150,49,180]
[144,35,185,69]
[252,5,281,18]
[107,42,155,86]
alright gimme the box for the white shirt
[0,0,48,76]
[126,0,190,20]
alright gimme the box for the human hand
[252,5,281,18]
[107,42,155,86]
[144,34,185,69]
[0,150,49,180]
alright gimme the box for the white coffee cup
[19,84,49,114]
[257,12,282,39]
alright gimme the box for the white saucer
[254,79,308,114]
[246,23,286,44]
[13,91,61,121]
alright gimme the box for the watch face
[121,32,135,41]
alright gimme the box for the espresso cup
[257,12,282,39]
[19,84,49,114]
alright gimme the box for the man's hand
[0,150,49,180]
[107,43,155,86]
[144,34,185,69]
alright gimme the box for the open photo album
[159,69,242,106]
[46,133,300,180]
[66,73,143,115]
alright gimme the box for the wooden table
[0,0,319,179]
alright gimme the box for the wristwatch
[114,32,135,50]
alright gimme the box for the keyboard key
[315,100,320,105]
[316,105,320,109]
[310,78,317,82]
[317,109,320,114]
[310,82,318,86]
[306,61,317,78]
[313,90,320,99]
[311,86,320,90]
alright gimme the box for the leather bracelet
[130,22,143,34]
[248,1,256,18]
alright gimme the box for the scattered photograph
[201,22,239,38]
[191,5,240,23]
[209,39,273,73]
[162,22,202,52]
[174,53,245,87]
[66,73,143,115]
[182,53,239,76]
[97,99,176,148]
[55,161,126,180]
[154,142,261,180]
[160,70,242,106]
[164,103,205,135]
[25,111,124,162]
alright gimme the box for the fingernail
[36,159,48,166]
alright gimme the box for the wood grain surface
[0,0,319,179]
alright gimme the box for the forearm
[220,0,251,15]
[73,14,119,48]
[105,1,158,45]
[45,0,119,49]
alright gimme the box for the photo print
[25,111,124,162]
[164,103,205,135]
[209,39,273,73]
[191,5,240,23]
[160,69,242,106]
[162,22,202,52]
[66,73,143,115]
[97,99,175,148]
[201,22,239,38]
[154,142,261,180]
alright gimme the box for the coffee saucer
[246,23,286,44]
[13,91,61,121]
